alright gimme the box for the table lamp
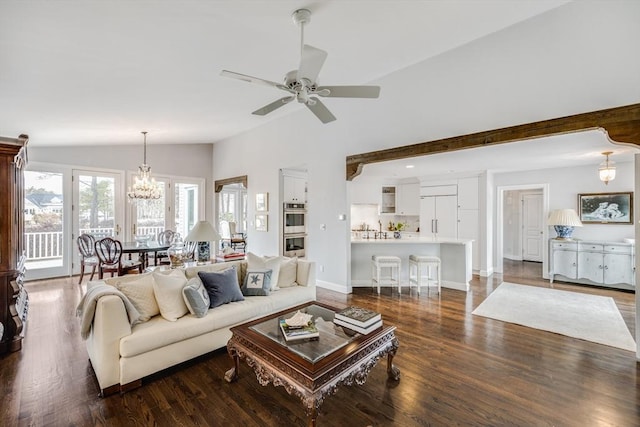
[185,221,222,263]
[547,209,583,240]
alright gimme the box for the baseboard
[317,280,350,294]
[351,279,469,292]
[480,267,494,277]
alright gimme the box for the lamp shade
[185,221,222,242]
[547,209,583,227]
[547,209,582,240]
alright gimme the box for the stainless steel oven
[283,203,306,234]
[283,233,306,258]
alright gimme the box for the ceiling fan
[220,9,380,124]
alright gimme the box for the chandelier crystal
[598,151,616,185]
[127,131,161,200]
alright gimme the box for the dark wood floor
[1,262,637,426]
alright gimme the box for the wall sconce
[547,209,583,240]
[599,151,616,185]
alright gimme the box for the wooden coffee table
[224,302,400,426]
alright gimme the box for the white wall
[211,1,640,292]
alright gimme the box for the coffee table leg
[387,352,400,381]
[224,349,240,383]
[307,407,318,427]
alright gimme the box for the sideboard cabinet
[0,135,28,355]
[549,239,635,291]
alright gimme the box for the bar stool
[371,255,402,295]
[408,255,441,295]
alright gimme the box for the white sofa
[84,258,316,396]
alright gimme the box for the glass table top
[250,304,362,363]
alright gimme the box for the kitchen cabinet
[457,176,479,209]
[283,175,307,203]
[396,183,419,215]
[550,240,634,290]
[419,195,457,238]
[380,186,396,214]
[458,209,479,270]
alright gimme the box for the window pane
[136,185,166,238]
[78,174,116,238]
[24,171,64,270]
[174,182,199,238]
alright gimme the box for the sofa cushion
[182,277,210,318]
[198,267,245,308]
[184,261,245,285]
[247,252,281,291]
[242,269,272,296]
[277,256,298,288]
[112,273,159,322]
[152,269,189,322]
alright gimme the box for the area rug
[472,282,636,352]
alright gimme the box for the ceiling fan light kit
[221,9,380,123]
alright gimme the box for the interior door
[522,193,543,262]
[72,169,124,275]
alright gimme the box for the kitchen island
[351,236,473,291]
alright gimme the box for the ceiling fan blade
[314,85,381,98]
[220,70,291,92]
[252,96,295,116]
[297,45,328,84]
[305,97,336,124]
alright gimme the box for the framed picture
[255,214,268,231]
[578,192,633,224]
[256,193,268,212]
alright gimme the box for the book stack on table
[334,306,383,335]
[216,252,246,262]
[279,319,319,342]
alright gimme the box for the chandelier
[598,151,616,185]
[127,131,161,200]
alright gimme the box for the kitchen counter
[351,236,472,291]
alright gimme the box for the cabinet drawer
[578,243,604,252]
[604,245,632,254]
[551,241,577,250]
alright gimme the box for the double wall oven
[283,203,306,257]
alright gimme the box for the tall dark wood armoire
[0,134,28,356]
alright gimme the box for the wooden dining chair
[94,237,143,279]
[153,230,175,265]
[77,234,98,284]
[184,240,197,262]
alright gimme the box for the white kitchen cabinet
[550,240,634,290]
[419,195,457,238]
[380,186,396,214]
[458,209,479,271]
[396,183,419,215]
[283,175,307,203]
[457,176,479,210]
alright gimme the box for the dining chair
[228,221,247,253]
[77,233,98,284]
[94,237,143,279]
[153,230,175,265]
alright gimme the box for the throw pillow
[182,277,210,318]
[247,252,281,291]
[198,267,245,308]
[241,269,272,296]
[277,256,298,288]
[114,273,159,322]
[152,269,189,322]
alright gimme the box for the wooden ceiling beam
[346,103,640,181]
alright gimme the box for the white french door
[72,169,124,275]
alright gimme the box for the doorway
[496,184,549,278]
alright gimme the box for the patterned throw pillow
[152,269,189,322]
[247,252,281,291]
[198,266,245,308]
[241,269,272,296]
[114,274,159,322]
[182,277,210,318]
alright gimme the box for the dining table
[120,240,171,269]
